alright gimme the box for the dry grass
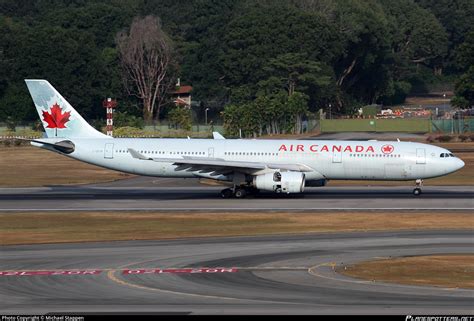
[0,146,131,187]
[1,212,472,245]
[405,96,451,106]
[338,255,474,289]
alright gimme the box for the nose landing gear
[413,179,423,196]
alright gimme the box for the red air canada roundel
[381,144,394,154]
[42,103,71,129]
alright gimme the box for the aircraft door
[208,147,214,158]
[416,148,426,164]
[104,143,114,159]
[332,150,342,163]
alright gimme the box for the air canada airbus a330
[24,79,465,198]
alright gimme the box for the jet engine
[253,171,305,194]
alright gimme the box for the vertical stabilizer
[25,79,110,139]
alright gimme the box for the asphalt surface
[0,180,472,211]
[1,231,472,315]
[1,176,472,314]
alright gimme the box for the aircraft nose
[456,158,465,170]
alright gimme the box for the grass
[338,255,474,289]
[0,146,131,187]
[1,211,472,245]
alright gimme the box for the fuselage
[36,138,465,183]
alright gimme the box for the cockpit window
[440,153,456,158]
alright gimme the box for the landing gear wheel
[413,188,422,196]
[234,188,247,199]
[221,188,233,199]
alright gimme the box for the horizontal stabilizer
[212,132,225,139]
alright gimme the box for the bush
[113,111,145,129]
[113,126,146,137]
[167,107,192,131]
[426,135,435,143]
[436,135,453,142]
[458,134,469,142]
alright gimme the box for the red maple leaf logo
[42,103,71,129]
[381,144,394,154]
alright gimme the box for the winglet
[212,132,225,139]
[128,148,151,160]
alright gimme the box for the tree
[116,15,175,122]
[452,31,474,109]
[263,53,331,96]
[167,106,192,131]
[287,92,309,134]
[380,0,448,75]
[415,0,474,71]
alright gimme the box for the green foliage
[167,107,192,131]
[380,81,412,105]
[0,0,468,124]
[223,91,309,137]
[113,111,144,129]
[415,0,474,71]
[362,105,378,117]
[452,32,474,109]
[113,126,146,137]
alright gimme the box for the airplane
[24,79,465,198]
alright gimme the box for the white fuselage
[36,138,465,183]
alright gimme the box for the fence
[2,118,473,138]
[0,122,225,138]
[320,118,473,134]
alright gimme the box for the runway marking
[1,207,473,212]
[123,268,238,274]
[0,266,305,277]
[0,270,102,276]
[0,267,238,277]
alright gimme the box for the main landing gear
[413,179,423,196]
[221,185,259,199]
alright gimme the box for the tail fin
[25,79,109,139]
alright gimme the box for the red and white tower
[102,98,117,136]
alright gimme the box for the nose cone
[455,158,465,171]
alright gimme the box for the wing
[128,148,313,176]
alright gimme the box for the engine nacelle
[253,171,305,194]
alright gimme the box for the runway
[1,177,472,314]
[1,231,472,314]
[0,184,472,211]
